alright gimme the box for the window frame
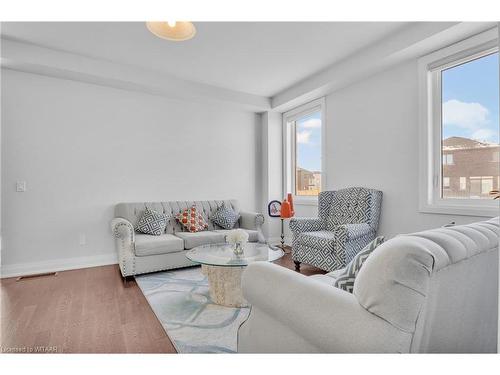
[418,28,499,217]
[283,97,326,205]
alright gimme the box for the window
[284,98,325,201]
[419,29,499,216]
[459,177,467,191]
[442,154,454,165]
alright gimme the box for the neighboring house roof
[443,136,499,151]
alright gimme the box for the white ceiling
[1,22,408,97]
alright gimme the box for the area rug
[135,266,249,353]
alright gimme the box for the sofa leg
[294,261,301,272]
[123,275,133,287]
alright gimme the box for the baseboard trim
[0,253,118,278]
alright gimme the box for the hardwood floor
[0,252,325,353]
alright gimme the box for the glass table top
[186,242,284,267]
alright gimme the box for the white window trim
[283,97,326,206]
[418,28,499,217]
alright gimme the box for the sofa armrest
[111,217,135,242]
[238,262,411,353]
[110,218,136,277]
[239,211,265,243]
[289,217,324,234]
[239,211,264,230]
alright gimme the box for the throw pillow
[211,204,240,229]
[135,207,170,236]
[334,236,385,293]
[176,205,209,233]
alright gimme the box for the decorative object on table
[175,205,209,232]
[135,207,170,235]
[267,200,282,217]
[289,187,382,272]
[226,228,249,256]
[135,267,249,353]
[489,190,500,200]
[287,193,295,216]
[280,198,292,218]
[211,203,240,229]
[334,235,384,293]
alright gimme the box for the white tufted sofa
[238,217,499,353]
[111,200,264,277]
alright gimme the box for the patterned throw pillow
[135,207,170,236]
[334,236,385,293]
[211,204,240,229]
[176,205,208,233]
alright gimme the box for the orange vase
[287,193,295,217]
[281,199,292,218]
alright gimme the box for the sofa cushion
[214,229,259,242]
[334,236,384,293]
[135,207,170,236]
[175,231,225,250]
[211,204,240,229]
[134,233,184,256]
[176,205,209,233]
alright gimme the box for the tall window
[284,98,324,199]
[419,29,499,216]
[441,52,499,200]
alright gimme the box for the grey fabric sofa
[290,187,382,272]
[238,217,499,353]
[111,200,265,277]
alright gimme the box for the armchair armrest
[333,223,372,241]
[238,262,411,353]
[289,217,324,234]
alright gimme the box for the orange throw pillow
[176,205,208,233]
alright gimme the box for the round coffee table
[186,242,284,307]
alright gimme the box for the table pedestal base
[201,264,248,308]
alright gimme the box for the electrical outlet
[16,181,26,192]
[79,234,86,246]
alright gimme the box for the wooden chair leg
[294,261,301,272]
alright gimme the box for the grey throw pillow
[211,204,240,230]
[334,236,385,293]
[135,207,170,236]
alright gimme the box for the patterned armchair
[290,187,382,272]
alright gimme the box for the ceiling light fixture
[146,21,196,41]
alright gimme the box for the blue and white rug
[135,266,249,353]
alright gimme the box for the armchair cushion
[334,236,384,292]
[327,187,370,229]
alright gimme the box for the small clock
[267,200,282,217]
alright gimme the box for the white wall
[324,60,487,238]
[1,69,260,273]
[260,111,283,240]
